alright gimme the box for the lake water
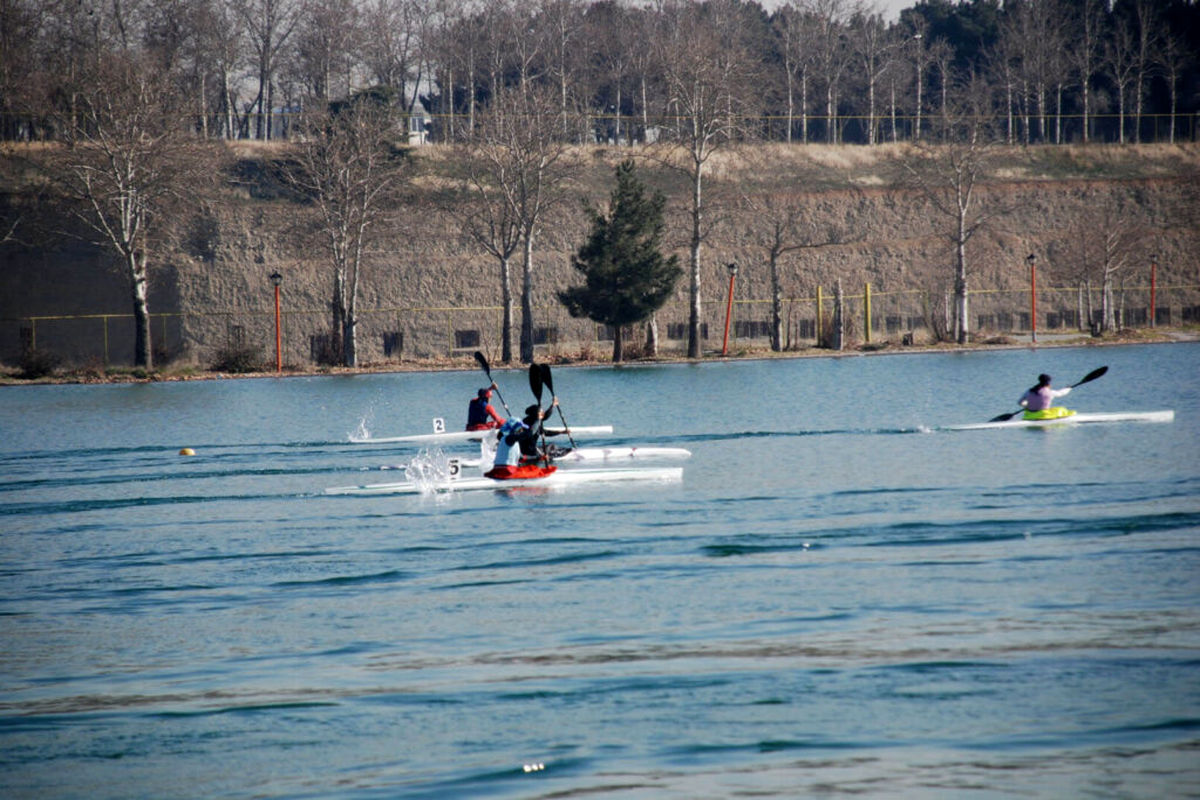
[2,343,1199,799]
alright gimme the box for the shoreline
[3,329,1196,387]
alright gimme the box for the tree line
[2,0,1197,147]
[2,0,1196,370]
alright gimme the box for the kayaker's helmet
[478,388,491,399]
[1037,373,1051,386]
[524,404,541,421]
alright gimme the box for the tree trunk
[832,279,844,351]
[343,314,356,367]
[331,270,345,364]
[612,324,623,362]
[1102,269,1115,330]
[520,233,535,363]
[645,313,659,356]
[500,255,514,364]
[801,72,808,144]
[129,252,152,368]
[955,229,969,345]
[687,165,703,359]
[770,251,783,351]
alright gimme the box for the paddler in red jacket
[484,401,560,479]
[465,384,505,430]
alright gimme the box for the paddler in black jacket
[484,401,562,479]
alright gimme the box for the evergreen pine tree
[559,160,681,362]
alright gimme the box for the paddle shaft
[989,366,1109,422]
[528,364,549,459]
[474,351,510,414]
[540,364,578,449]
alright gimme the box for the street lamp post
[722,263,738,356]
[270,271,283,373]
[1027,253,1037,343]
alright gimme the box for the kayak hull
[385,445,692,471]
[352,424,613,445]
[552,446,692,462]
[326,466,684,496]
[945,410,1174,431]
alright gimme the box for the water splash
[404,448,455,493]
[349,417,372,442]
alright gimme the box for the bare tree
[285,98,407,366]
[0,0,47,140]
[898,92,1007,345]
[448,154,524,364]
[238,0,300,139]
[1093,204,1145,331]
[292,0,361,106]
[1155,28,1186,145]
[653,0,755,359]
[1104,12,1139,145]
[472,83,578,363]
[739,177,861,351]
[852,6,900,146]
[1130,0,1158,144]
[810,0,855,144]
[197,0,250,139]
[536,0,587,140]
[427,0,481,142]
[774,1,818,144]
[584,0,637,146]
[43,51,206,367]
[1066,0,1104,143]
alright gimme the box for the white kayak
[538,446,691,462]
[438,445,693,470]
[944,409,1174,431]
[351,417,613,445]
[326,465,684,496]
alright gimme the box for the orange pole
[274,283,282,372]
[721,270,736,355]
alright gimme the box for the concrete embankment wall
[2,144,1198,367]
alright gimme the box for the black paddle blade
[540,364,554,396]
[989,410,1021,422]
[474,351,490,375]
[529,363,543,403]
[1073,366,1108,387]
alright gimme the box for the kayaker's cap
[478,388,491,399]
[1038,373,1051,386]
[524,404,541,420]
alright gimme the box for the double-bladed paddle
[540,364,578,450]
[473,350,510,415]
[988,365,1109,422]
[528,363,548,457]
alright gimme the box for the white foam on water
[404,447,454,494]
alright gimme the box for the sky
[758,0,910,22]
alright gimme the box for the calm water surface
[2,343,1199,798]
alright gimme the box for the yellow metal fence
[6,283,1199,368]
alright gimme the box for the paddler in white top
[1018,373,1073,419]
[484,401,561,479]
